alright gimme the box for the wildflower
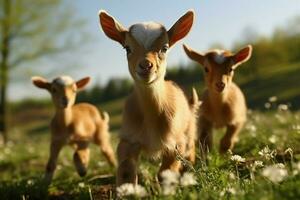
[258,146,276,160]
[264,102,271,109]
[275,163,285,168]
[227,149,233,155]
[292,161,300,175]
[262,164,288,183]
[278,104,288,111]
[253,161,264,168]
[160,170,179,186]
[78,182,85,188]
[231,155,246,163]
[56,164,62,170]
[227,187,237,195]
[180,172,197,186]
[220,187,237,196]
[284,147,293,155]
[228,172,236,180]
[220,190,225,197]
[27,179,34,186]
[249,160,264,180]
[246,124,257,137]
[268,135,277,144]
[116,183,147,198]
[250,160,264,172]
[162,185,177,195]
[160,170,179,196]
[97,161,106,167]
[250,125,257,132]
[269,96,277,102]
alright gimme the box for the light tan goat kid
[183,44,252,155]
[99,10,200,185]
[32,76,117,183]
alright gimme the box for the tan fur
[99,10,200,186]
[183,44,252,155]
[32,76,116,183]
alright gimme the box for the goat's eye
[124,45,131,55]
[160,44,169,53]
[204,67,209,73]
[52,88,57,93]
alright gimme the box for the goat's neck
[135,79,167,114]
[55,106,73,126]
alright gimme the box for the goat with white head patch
[32,76,117,183]
[183,44,252,156]
[99,10,200,185]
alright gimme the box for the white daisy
[262,164,288,183]
[116,183,147,198]
[180,172,197,186]
[231,155,246,163]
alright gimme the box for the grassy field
[1,61,300,199]
[1,99,300,199]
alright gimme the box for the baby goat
[32,76,117,183]
[99,10,200,185]
[183,44,252,155]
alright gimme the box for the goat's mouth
[136,71,156,83]
[215,86,226,93]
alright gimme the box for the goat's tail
[101,111,110,123]
[189,87,202,115]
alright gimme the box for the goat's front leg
[199,117,213,158]
[116,139,140,186]
[44,140,64,184]
[220,123,243,153]
[73,142,90,177]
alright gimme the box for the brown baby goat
[99,10,200,185]
[32,76,117,183]
[183,44,252,155]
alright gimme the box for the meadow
[1,55,300,200]
[0,95,300,199]
[1,9,300,199]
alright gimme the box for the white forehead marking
[209,49,226,64]
[53,76,74,86]
[130,22,163,49]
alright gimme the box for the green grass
[2,61,300,199]
[1,108,300,199]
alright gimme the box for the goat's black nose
[139,60,153,71]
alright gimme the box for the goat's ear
[76,77,90,90]
[232,45,252,67]
[31,76,51,90]
[183,44,205,65]
[168,10,194,47]
[99,10,127,45]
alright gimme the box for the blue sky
[10,0,300,100]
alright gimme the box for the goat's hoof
[78,169,87,177]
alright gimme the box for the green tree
[0,0,86,143]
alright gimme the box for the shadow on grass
[0,177,49,200]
